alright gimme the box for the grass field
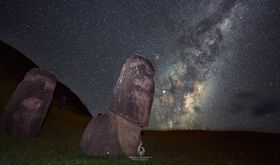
[1,71,280,164]
[1,105,280,165]
[1,102,280,164]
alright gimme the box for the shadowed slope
[0,41,90,116]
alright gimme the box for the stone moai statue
[3,68,56,136]
[80,55,155,157]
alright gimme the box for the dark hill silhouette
[0,41,37,81]
[0,40,90,116]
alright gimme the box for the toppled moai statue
[80,55,155,157]
[3,68,56,136]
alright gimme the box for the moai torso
[80,111,121,156]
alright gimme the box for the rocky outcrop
[80,55,155,157]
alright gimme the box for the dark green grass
[1,105,280,164]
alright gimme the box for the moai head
[3,68,56,136]
[110,55,155,127]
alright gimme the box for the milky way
[1,0,280,132]
[150,0,241,128]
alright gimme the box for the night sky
[1,0,280,132]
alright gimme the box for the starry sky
[1,0,280,132]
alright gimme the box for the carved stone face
[3,68,57,136]
[110,55,155,126]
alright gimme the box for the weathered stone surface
[80,111,122,156]
[110,55,155,126]
[3,68,56,136]
[115,114,141,156]
[80,55,154,157]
